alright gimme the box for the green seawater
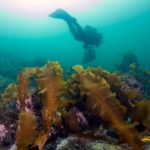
[0,0,150,71]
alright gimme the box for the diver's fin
[82,48,96,64]
[49,9,76,22]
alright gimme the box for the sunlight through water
[0,0,99,18]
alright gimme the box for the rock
[85,141,128,150]
[55,136,127,150]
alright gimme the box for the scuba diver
[49,9,102,64]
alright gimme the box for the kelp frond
[16,111,37,150]
[35,61,65,149]
[72,65,143,150]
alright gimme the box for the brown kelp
[0,61,150,150]
[16,111,37,150]
[72,66,144,150]
[35,62,65,150]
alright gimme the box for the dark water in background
[0,0,150,71]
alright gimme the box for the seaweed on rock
[16,61,65,150]
[132,100,150,131]
[16,111,37,150]
[35,61,65,150]
[72,65,143,150]
[1,61,150,150]
[17,67,38,110]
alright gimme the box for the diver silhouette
[49,9,102,64]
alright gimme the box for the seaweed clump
[70,66,143,150]
[118,50,139,73]
[0,61,150,150]
[118,50,150,98]
[16,111,37,150]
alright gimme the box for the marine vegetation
[117,50,139,73]
[118,50,150,98]
[0,61,150,150]
[0,51,47,91]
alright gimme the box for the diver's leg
[66,21,80,40]
[67,21,86,42]
[67,22,76,35]
[73,21,84,33]
[50,9,76,22]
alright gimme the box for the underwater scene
[0,0,150,149]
